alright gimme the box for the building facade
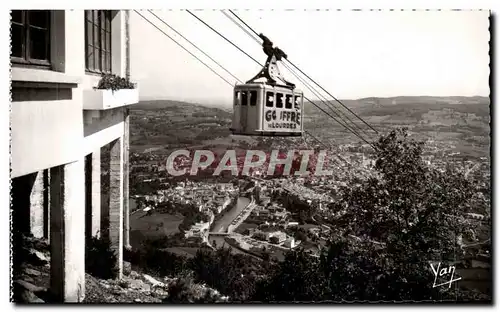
[10,10,138,302]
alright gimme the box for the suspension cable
[186,10,263,67]
[221,10,374,141]
[221,10,261,45]
[146,10,375,149]
[185,11,374,147]
[134,10,234,87]
[281,61,372,139]
[227,10,379,134]
[305,129,328,148]
[228,10,261,39]
[281,61,371,140]
[305,95,375,148]
[304,130,351,166]
[148,10,242,84]
[285,59,379,134]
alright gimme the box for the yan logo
[429,262,462,289]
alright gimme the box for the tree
[252,232,268,242]
[252,128,490,302]
[253,248,327,302]
[189,247,259,301]
[336,128,475,258]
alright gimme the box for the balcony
[83,87,139,110]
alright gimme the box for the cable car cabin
[231,84,304,136]
[230,33,304,137]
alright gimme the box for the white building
[10,10,138,302]
[283,237,295,249]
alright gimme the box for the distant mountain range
[130,96,490,158]
[134,99,232,114]
[137,96,489,110]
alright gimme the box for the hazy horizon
[137,94,490,108]
[131,10,490,107]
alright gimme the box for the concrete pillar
[123,109,131,249]
[49,161,86,302]
[91,150,102,238]
[29,171,44,238]
[108,138,124,278]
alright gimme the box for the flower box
[83,87,139,110]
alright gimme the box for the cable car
[231,34,304,137]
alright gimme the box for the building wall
[11,10,128,178]
[83,109,125,156]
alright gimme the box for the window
[11,10,51,67]
[295,96,301,109]
[241,91,248,106]
[265,92,274,107]
[249,91,257,106]
[85,10,112,73]
[276,93,284,108]
[285,94,293,109]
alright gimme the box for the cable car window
[276,93,283,108]
[295,96,301,109]
[285,94,293,109]
[241,91,248,106]
[266,92,274,107]
[234,91,240,105]
[249,91,257,106]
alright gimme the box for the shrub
[252,128,491,302]
[124,240,189,278]
[95,73,135,91]
[252,232,268,242]
[163,272,227,303]
[85,236,118,279]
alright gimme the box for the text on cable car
[264,109,301,129]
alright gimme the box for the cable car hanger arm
[246,33,295,89]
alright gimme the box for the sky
[130,10,490,106]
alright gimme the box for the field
[303,96,490,157]
[130,96,490,161]
[129,210,183,246]
[128,95,491,259]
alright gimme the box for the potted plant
[83,74,139,110]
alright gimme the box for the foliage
[178,204,210,232]
[130,179,162,195]
[188,248,262,301]
[269,236,280,245]
[85,236,118,279]
[335,128,475,258]
[252,232,268,242]
[253,248,326,302]
[163,272,229,303]
[129,127,490,302]
[252,128,490,302]
[124,239,190,277]
[95,73,135,91]
[285,227,309,242]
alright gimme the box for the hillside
[130,96,490,159]
[130,100,233,152]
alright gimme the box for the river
[210,197,250,233]
[208,196,251,255]
[131,196,252,256]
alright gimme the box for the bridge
[208,232,230,236]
